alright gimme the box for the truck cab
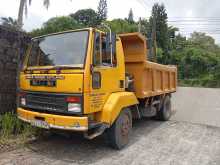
[17,28,176,149]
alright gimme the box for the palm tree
[1,17,18,29]
[17,0,50,30]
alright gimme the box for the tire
[156,95,172,121]
[107,108,132,150]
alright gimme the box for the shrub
[0,112,38,139]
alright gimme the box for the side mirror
[92,72,101,89]
[90,64,94,74]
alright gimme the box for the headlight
[68,103,81,113]
[21,98,26,106]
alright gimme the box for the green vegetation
[97,0,108,24]
[0,112,40,145]
[30,16,83,37]
[27,1,220,88]
[0,17,18,29]
[70,9,99,27]
[167,32,220,88]
[127,8,134,24]
[16,0,51,29]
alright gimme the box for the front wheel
[107,108,132,150]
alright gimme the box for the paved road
[172,87,220,127]
[1,87,220,165]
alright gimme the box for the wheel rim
[121,114,131,137]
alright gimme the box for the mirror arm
[90,64,94,74]
[109,29,113,66]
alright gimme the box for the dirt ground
[1,87,220,165]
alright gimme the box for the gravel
[172,87,220,127]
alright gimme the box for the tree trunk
[17,0,26,30]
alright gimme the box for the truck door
[89,32,123,113]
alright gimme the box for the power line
[138,0,153,8]
[177,27,220,30]
[134,1,220,40]
[168,17,220,19]
[136,0,149,10]
[179,32,220,35]
[169,24,220,26]
[173,27,220,31]
[146,17,220,19]
[168,20,220,23]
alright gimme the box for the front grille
[20,92,82,115]
[25,93,67,112]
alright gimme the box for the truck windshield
[27,30,89,68]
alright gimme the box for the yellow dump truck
[17,28,177,149]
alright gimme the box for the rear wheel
[156,95,172,121]
[107,108,132,150]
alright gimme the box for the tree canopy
[1,17,18,29]
[106,19,138,33]
[17,0,51,29]
[168,32,220,87]
[149,3,169,52]
[30,16,82,36]
[70,9,98,27]
[97,0,108,24]
[128,8,134,24]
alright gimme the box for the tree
[188,32,218,51]
[167,31,220,87]
[97,0,107,24]
[139,18,150,37]
[168,26,179,51]
[168,26,179,39]
[30,16,82,37]
[70,9,98,27]
[17,0,50,29]
[128,8,134,24]
[149,3,169,53]
[106,19,138,34]
[1,17,18,29]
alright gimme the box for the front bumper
[17,108,88,131]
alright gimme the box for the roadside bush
[179,79,220,88]
[0,112,38,139]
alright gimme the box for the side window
[93,32,117,67]
[101,35,111,65]
[101,34,117,67]
[93,32,102,66]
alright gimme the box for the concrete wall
[0,25,30,114]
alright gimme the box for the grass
[179,79,220,88]
[0,112,41,148]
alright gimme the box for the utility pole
[138,17,141,33]
[151,15,157,62]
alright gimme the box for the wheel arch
[100,92,138,125]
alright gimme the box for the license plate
[31,120,50,129]
[30,79,56,87]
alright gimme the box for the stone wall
[0,25,30,114]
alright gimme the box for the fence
[0,25,30,114]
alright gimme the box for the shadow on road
[26,119,164,164]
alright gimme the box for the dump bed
[119,33,177,99]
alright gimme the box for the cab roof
[32,28,94,40]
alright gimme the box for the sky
[0,0,220,43]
